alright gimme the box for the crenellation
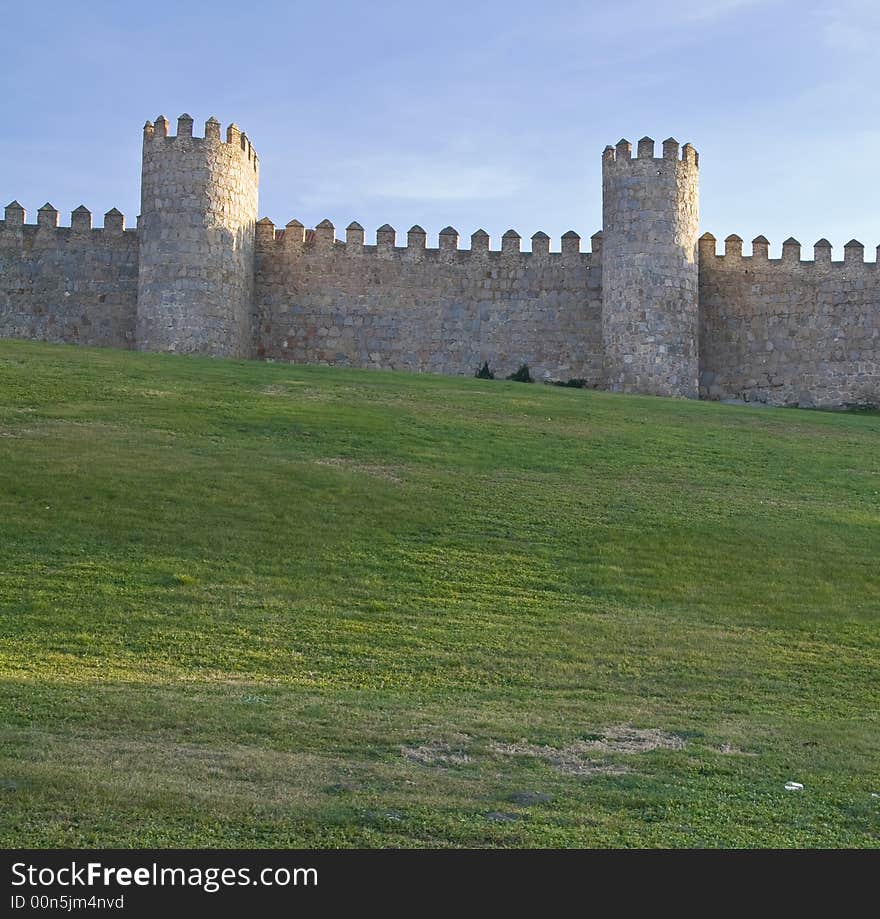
[1,111,877,408]
[724,234,743,258]
[407,225,426,253]
[4,201,25,227]
[376,223,395,254]
[439,226,459,254]
[37,203,59,229]
[104,207,125,235]
[561,230,580,255]
[284,219,305,249]
[814,238,832,267]
[471,228,489,255]
[71,205,92,234]
[255,216,275,246]
[346,221,364,250]
[177,113,193,138]
[699,232,717,259]
[501,229,520,255]
[531,231,550,256]
[752,235,769,259]
[637,136,654,158]
[844,239,864,264]
[662,137,679,160]
[315,218,336,251]
[781,237,801,262]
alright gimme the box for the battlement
[699,232,879,270]
[0,201,132,236]
[255,219,602,261]
[2,111,877,409]
[602,136,699,167]
[142,114,258,173]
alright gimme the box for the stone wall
[698,235,880,407]
[253,223,604,382]
[601,137,700,398]
[136,115,259,359]
[1,112,878,408]
[0,203,138,348]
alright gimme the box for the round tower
[601,136,699,398]
[136,114,259,358]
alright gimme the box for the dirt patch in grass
[316,457,404,483]
[489,741,629,777]
[401,737,471,766]
[489,726,684,776]
[716,744,759,756]
[583,725,686,754]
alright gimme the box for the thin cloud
[298,155,526,208]
[820,1,880,52]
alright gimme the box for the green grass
[0,339,878,848]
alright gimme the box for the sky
[1,0,878,256]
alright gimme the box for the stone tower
[601,136,700,398]
[136,114,259,358]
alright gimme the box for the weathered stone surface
[601,139,700,398]
[136,115,258,358]
[0,217,138,348]
[253,233,604,381]
[699,247,880,407]
[0,115,878,408]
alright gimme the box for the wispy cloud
[297,155,526,209]
[671,0,767,25]
[819,1,880,52]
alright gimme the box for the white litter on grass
[784,781,804,791]
[871,793,879,799]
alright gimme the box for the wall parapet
[699,233,879,271]
[143,113,258,174]
[253,218,601,262]
[603,136,699,167]
[1,202,134,237]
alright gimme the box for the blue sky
[2,0,878,255]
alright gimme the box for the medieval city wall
[0,203,138,349]
[137,116,259,359]
[698,235,880,407]
[254,222,605,382]
[601,138,700,399]
[1,111,878,408]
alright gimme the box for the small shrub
[551,378,588,389]
[475,361,495,380]
[506,364,533,383]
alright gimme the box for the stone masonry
[0,112,878,407]
[602,137,700,398]
[137,115,259,358]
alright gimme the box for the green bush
[506,364,533,383]
[475,361,495,380]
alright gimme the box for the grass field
[0,340,877,848]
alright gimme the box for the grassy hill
[0,340,877,847]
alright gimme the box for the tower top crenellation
[603,135,698,167]
[143,112,258,171]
